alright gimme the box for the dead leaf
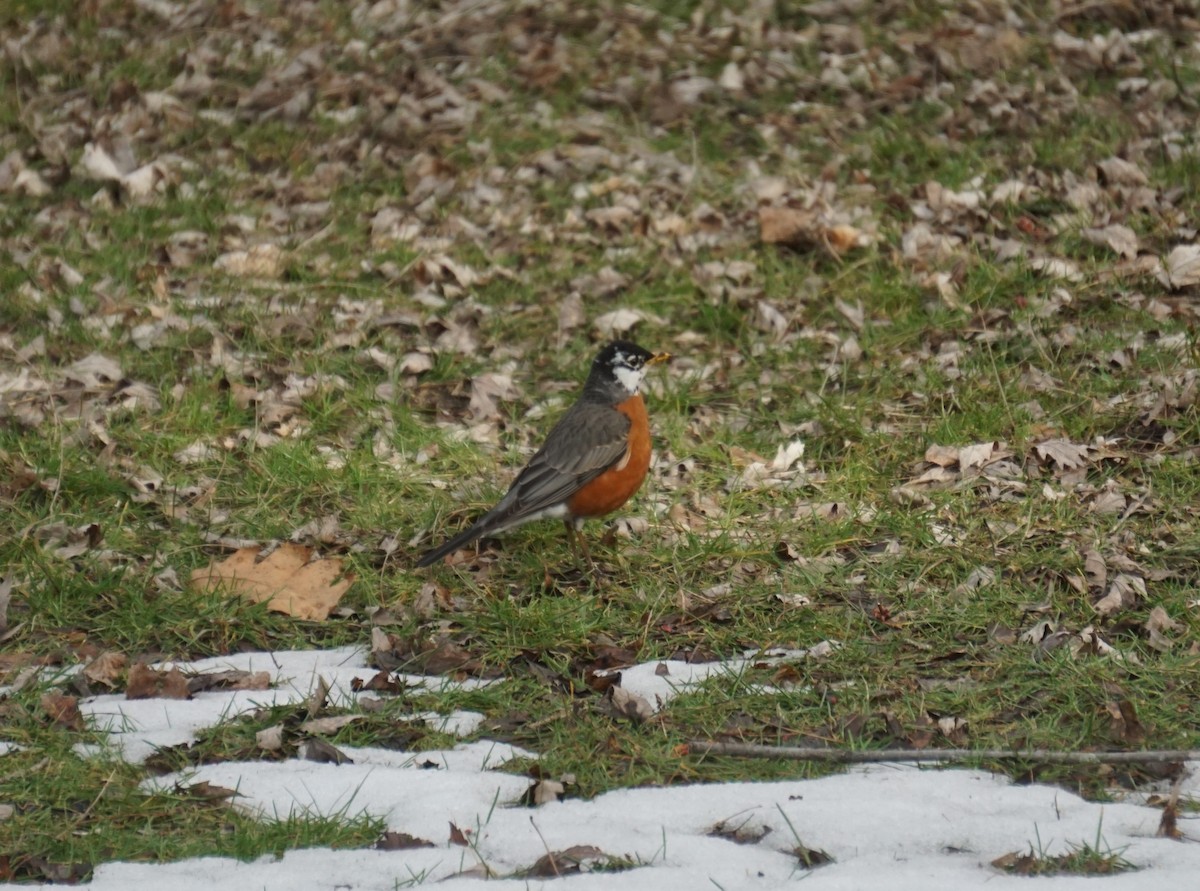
[1033,439,1091,471]
[190,544,353,621]
[298,738,352,764]
[593,308,648,337]
[606,685,653,723]
[214,244,285,279]
[1096,156,1148,186]
[1105,699,1145,745]
[256,724,285,751]
[40,693,83,730]
[0,575,11,632]
[174,781,239,804]
[375,831,435,850]
[1081,224,1138,260]
[299,714,363,735]
[958,441,999,472]
[1163,244,1200,290]
[83,651,128,688]
[524,845,607,878]
[65,353,122,389]
[1145,606,1183,652]
[186,670,271,694]
[526,778,565,806]
[1093,573,1145,616]
[1083,549,1107,591]
[924,444,959,467]
[126,663,191,700]
[468,372,521,421]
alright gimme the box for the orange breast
[566,394,652,518]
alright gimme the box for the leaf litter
[3,0,1200,886]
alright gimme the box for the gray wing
[415,402,630,567]
[483,402,631,529]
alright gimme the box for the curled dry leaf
[256,724,285,752]
[1083,548,1107,591]
[1093,573,1146,616]
[126,663,191,700]
[468,372,521,422]
[1105,699,1146,745]
[65,353,123,389]
[214,244,285,279]
[374,832,435,851]
[398,351,435,375]
[40,693,84,730]
[606,684,654,723]
[525,845,608,878]
[1163,244,1200,290]
[1081,224,1139,259]
[593,308,648,337]
[1145,606,1184,653]
[1096,156,1148,186]
[83,651,128,688]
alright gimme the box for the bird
[417,340,671,568]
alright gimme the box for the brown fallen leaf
[375,831,435,851]
[1145,606,1184,652]
[190,543,353,621]
[1163,244,1200,289]
[126,663,191,700]
[0,574,12,632]
[82,651,128,688]
[298,738,351,764]
[1106,699,1146,745]
[759,206,862,255]
[174,781,239,804]
[448,822,471,846]
[186,669,271,694]
[40,693,84,730]
[1033,439,1091,471]
[1093,573,1145,616]
[524,845,607,878]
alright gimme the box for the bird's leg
[563,519,598,574]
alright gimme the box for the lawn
[1,0,1198,881]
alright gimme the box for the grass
[2,0,1198,880]
[0,731,383,883]
[993,820,1137,876]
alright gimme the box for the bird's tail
[415,518,491,567]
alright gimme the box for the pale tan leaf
[1081,224,1138,260]
[1094,573,1145,616]
[958,442,999,472]
[924,444,959,467]
[1033,439,1091,470]
[214,244,285,279]
[1145,606,1183,653]
[607,685,653,723]
[1096,156,1148,186]
[190,544,353,621]
[1163,244,1200,290]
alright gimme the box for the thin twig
[688,741,1200,764]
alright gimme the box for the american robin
[417,340,671,568]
